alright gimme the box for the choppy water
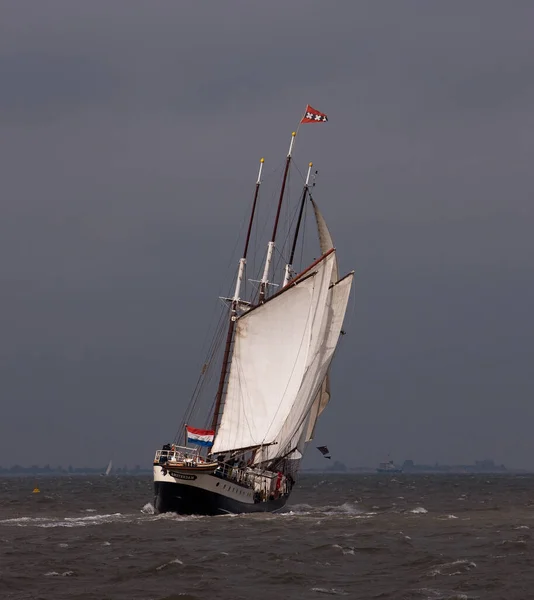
[1,474,534,599]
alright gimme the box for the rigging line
[272,197,304,276]
[177,304,228,438]
[176,197,254,437]
[297,203,308,274]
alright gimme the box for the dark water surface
[1,474,533,600]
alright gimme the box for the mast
[211,158,264,433]
[282,162,314,287]
[258,132,296,303]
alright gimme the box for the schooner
[153,106,353,515]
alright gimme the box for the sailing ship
[153,106,353,515]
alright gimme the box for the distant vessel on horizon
[377,459,402,474]
[103,460,112,476]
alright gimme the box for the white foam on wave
[410,507,428,514]
[155,558,184,571]
[141,502,155,515]
[332,543,356,556]
[428,559,477,577]
[281,501,372,519]
[413,587,476,600]
[1,513,125,528]
[44,571,75,577]
[311,587,349,596]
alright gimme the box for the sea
[1,474,533,600]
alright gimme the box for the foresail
[211,252,336,455]
[253,271,353,465]
[303,198,339,443]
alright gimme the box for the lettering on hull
[171,473,197,481]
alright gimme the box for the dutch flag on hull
[186,426,215,447]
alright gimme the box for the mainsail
[211,251,336,455]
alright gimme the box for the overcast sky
[1,1,533,470]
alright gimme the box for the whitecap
[311,587,349,596]
[2,513,127,528]
[141,503,155,515]
[410,507,428,514]
[156,558,184,571]
[428,559,477,577]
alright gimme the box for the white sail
[105,460,112,476]
[253,271,353,465]
[211,252,336,455]
[305,376,330,442]
[310,197,338,283]
[304,198,340,442]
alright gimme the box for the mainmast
[210,158,264,433]
[282,162,314,287]
[258,132,296,303]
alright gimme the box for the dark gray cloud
[1,1,533,469]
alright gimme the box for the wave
[311,587,349,596]
[410,588,478,600]
[282,501,369,517]
[0,513,126,528]
[428,559,477,577]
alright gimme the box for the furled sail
[211,251,336,455]
[253,271,353,465]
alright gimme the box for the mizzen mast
[258,131,296,303]
[211,158,265,433]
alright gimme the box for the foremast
[210,158,264,433]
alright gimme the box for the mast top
[287,132,297,157]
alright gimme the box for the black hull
[154,481,288,515]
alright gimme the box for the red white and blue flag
[300,104,328,124]
[186,426,215,447]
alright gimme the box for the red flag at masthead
[300,104,328,124]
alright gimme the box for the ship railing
[212,462,280,490]
[154,446,201,465]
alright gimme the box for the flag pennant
[317,445,331,459]
[186,426,215,447]
[301,104,328,124]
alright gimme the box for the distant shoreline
[0,469,531,477]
